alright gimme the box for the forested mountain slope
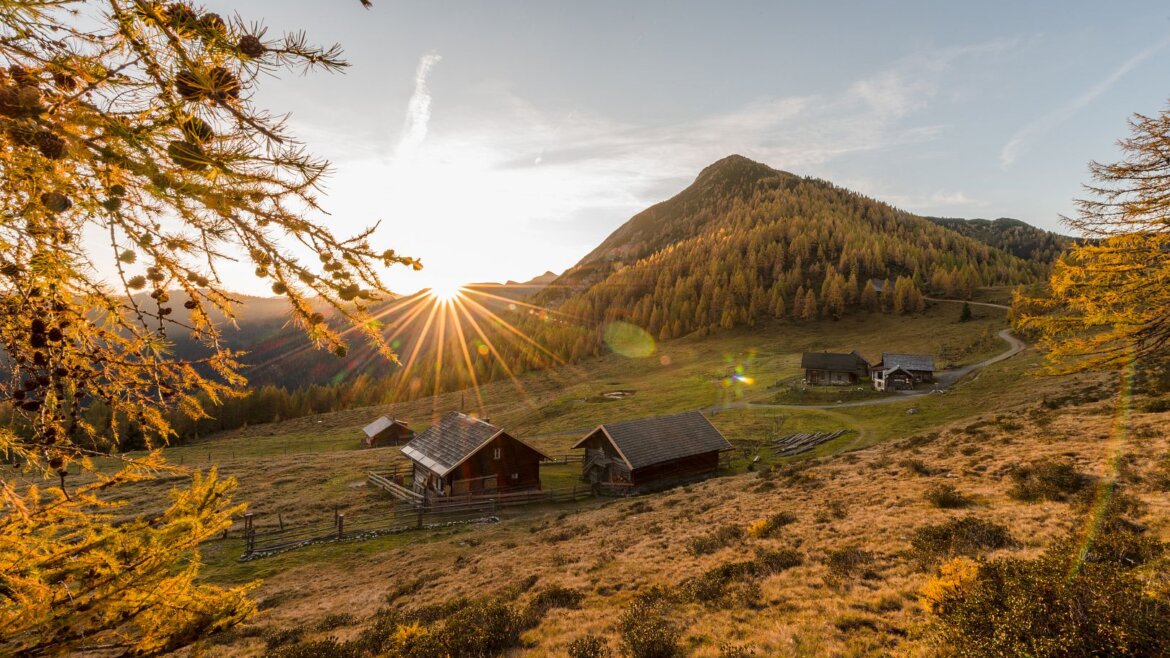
[539,155,1047,343]
[925,216,1076,263]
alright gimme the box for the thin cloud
[396,51,442,160]
[1000,34,1170,167]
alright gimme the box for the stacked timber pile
[770,429,849,456]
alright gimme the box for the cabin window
[493,447,501,460]
[511,472,519,480]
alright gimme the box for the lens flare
[428,282,464,303]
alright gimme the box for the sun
[428,281,465,303]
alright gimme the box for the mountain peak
[693,154,785,189]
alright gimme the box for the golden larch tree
[0,1,411,655]
[1019,104,1170,372]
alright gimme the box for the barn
[872,353,935,391]
[400,411,549,497]
[800,351,871,386]
[573,411,733,493]
[361,416,414,448]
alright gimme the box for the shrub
[438,599,524,656]
[924,483,972,509]
[264,627,304,650]
[524,584,583,622]
[719,643,756,657]
[900,458,935,476]
[924,519,1170,657]
[824,546,876,580]
[568,635,612,658]
[265,639,363,658]
[687,524,744,556]
[746,511,797,538]
[619,589,681,658]
[682,548,803,608]
[314,613,356,632]
[1140,397,1170,413]
[754,547,804,573]
[1008,459,1094,502]
[910,517,1017,566]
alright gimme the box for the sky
[199,0,1170,295]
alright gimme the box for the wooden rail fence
[240,499,497,559]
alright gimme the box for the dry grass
[185,393,1170,657]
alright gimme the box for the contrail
[1000,34,1170,167]
[396,51,442,159]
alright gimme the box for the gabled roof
[800,351,870,372]
[573,411,732,471]
[362,415,409,438]
[400,411,548,476]
[868,278,887,293]
[879,353,935,372]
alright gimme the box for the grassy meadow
[50,294,1169,657]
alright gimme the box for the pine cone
[40,191,72,213]
[167,140,208,171]
[238,35,266,58]
[34,130,66,159]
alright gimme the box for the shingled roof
[400,412,518,476]
[879,353,935,372]
[363,416,408,438]
[574,411,732,471]
[800,351,870,372]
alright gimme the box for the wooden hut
[573,411,733,493]
[361,416,413,448]
[871,353,935,391]
[400,412,549,497]
[800,351,871,386]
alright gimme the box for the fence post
[244,512,254,556]
[336,513,344,539]
[278,513,284,531]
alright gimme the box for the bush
[438,599,524,656]
[264,628,304,650]
[824,546,876,580]
[924,518,1170,657]
[900,458,935,476]
[523,584,583,623]
[265,639,363,658]
[924,483,972,509]
[619,589,681,658]
[314,613,356,632]
[568,635,612,658]
[1140,397,1170,413]
[746,511,797,538]
[1008,459,1094,502]
[910,517,1017,565]
[719,643,757,657]
[687,524,744,556]
[682,548,803,608]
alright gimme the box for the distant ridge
[924,216,1076,263]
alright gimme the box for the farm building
[573,411,733,493]
[361,416,413,448]
[872,353,935,391]
[400,412,549,497]
[800,351,871,386]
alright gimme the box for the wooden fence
[240,499,497,559]
[366,469,593,508]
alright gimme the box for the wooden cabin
[361,416,413,448]
[800,351,871,386]
[573,411,733,493]
[400,412,549,497]
[872,353,935,391]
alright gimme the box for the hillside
[924,216,1076,263]
[99,306,1169,657]
[539,155,1047,343]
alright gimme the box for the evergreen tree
[960,301,973,322]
